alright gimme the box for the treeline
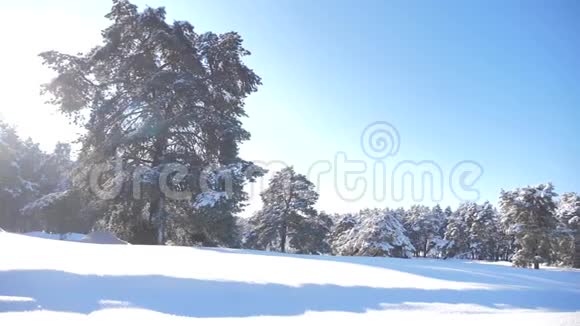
[0,122,84,233]
[242,168,580,269]
[1,123,579,268]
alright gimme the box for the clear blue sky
[1,0,579,214]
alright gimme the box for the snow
[23,231,126,244]
[21,191,71,214]
[1,232,579,325]
[23,231,85,241]
[193,191,227,208]
[79,231,128,245]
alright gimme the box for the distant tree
[329,213,358,255]
[20,142,90,235]
[245,167,319,252]
[444,206,453,218]
[40,0,263,244]
[21,190,84,235]
[0,122,46,231]
[444,202,477,258]
[493,207,513,261]
[427,204,448,257]
[556,192,580,267]
[469,201,499,260]
[330,209,414,257]
[0,122,29,231]
[500,183,558,269]
[290,212,333,254]
[403,205,443,257]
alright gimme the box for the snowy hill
[0,232,579,325]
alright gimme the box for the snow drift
[22,231,127,244]
[0,232,579,325]
[79,231,128,245]
[23,231,85,241]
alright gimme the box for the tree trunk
[280,222,287,253]
[156,196,166,245]
[149,124,168,245]
[574,232,580,269]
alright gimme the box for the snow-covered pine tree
[500,183,558,269]
[0,122,45,231]
[426,204,448,257]
[40,0,263,244]
[245,167,319,253]
[289,212,333,254]
[556,192,580,267]
[20,143,88,235]
[330,209,414,257]
[469,201,499,260]
[403,205,442,257]
[0,122,27,231]
[444,206,453,218]
[443,202,478,258]
[329,213,359,255]
[495,219,516,261]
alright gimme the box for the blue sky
[1,0,579,214]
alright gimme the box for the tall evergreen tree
[444,202,477,258]
[427,204,448,257]
[40,0,263,244]
[500,183,558,269]
[245,167,319,253]
[469,201,499,260]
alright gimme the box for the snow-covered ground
[0,232,579,325]
[23,231,85,242]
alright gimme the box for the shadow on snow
[1,267,579,317]
[201,248,580,291]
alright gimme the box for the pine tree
[444,202,477,258]
[20,143,88,235]
[469,201,498,260]
[245,167,319,253]
[444,206,453,218]
[443,213,466,258]
[0,122,27,231]
[330,209,414,257]
[0,122,44,231]
[40,0,263,244]
[427,204,448,257]
[329,213,359,255]
[290,212,333,254]
[500,183,558,269]
[403,205,442,257]
[556,192,580,267]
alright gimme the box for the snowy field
[0,232,579,325]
